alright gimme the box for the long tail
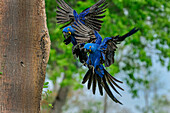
[82,68,124,104]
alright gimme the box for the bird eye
[67,28,70,30]
[89,46,91,48]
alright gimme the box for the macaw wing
[56,0,75,29]
[71,20,97,44]
[100,28,139,67]
[79,0,108,31]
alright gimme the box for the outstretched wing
[79,0,108,31]
[71,20,97,44]
[82,68,124,104]
[56,0,75,29]
[100,28,139,67]
[56,0,107,31]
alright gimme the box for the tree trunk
[103,93,108,113]
[50,75,70,113]
[0,0,50,112]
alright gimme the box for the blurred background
[41,0,170,113]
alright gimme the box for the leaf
[49,104,53,108]
[168,61,170,71]
[43,86,48,88]
[44,82,49,86]
[47,90,52,94]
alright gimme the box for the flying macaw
[72,20,139,104]
[56,0,107,63]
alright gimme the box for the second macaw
[72,20,139,104]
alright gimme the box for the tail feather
[105,70,124,91]
[101,76,123,105]
[88,73,93,89]
[108,75,124,91]
[104,74,122,96]
[97,75,103,96]
[82,68,123,104]
[82,69,92,84]
[107,71,123,83]
[92,74,97,94]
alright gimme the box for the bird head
[84,43,98,53]
[62,26,75,45]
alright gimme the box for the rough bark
[0,0,50,113]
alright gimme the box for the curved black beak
[63,32,68,39]
[63,32,71,45]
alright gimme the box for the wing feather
[100,28,139,67]
[79,0,108,31]
[71,20,96,44]
[56,0,75,28]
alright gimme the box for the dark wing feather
[71,20,97,44]
[56,0,75,28]
[100,28,139,67]
[79,0,108,31]
[113,27,139,42]
[72,45,88,63]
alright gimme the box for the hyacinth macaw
[56,0,107,45]
[56,0,107,62]
[72,20,139,104]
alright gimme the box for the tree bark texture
[0,0,50,112]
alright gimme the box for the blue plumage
[62,26,77,45]
[56,0,107,45]
[56,0,139,105]
[73,21,139,104]
[84,28,139,73]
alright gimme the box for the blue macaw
[72,20,139,104]
[56,0,107,45]
[56,0,107,63]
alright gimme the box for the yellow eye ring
[89,46,91,48]
[67,28,70,30]
[68,31,71,35]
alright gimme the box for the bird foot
[83,62,87,66]
[88,65,95,74]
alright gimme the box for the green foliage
[45,0,170,99]
[63,97,103,113]
[48,104,53,108]
[81,102,102,113]
[43,82,49,88]
[43,82,52,98]
[0,72,2,78]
